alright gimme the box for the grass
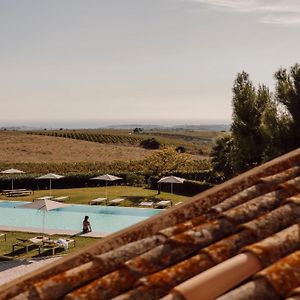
[1,186,190,206]
[0,131,151,164]
[0,231,97,260]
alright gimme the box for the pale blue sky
[0,0,299,127]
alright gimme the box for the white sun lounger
[34,196,53,201]
[38,238,76,255]
[139,201,154,207]
[53,196,69,202]
[89,198,107,205]
[108,198,125,205]
[155,200,172,208]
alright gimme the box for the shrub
[140,138,161,149]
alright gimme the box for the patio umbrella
[36,173,64,196]
[18,199,69,234]
[1,168,25,190]
[158,175,185,194]
[90,174,123,201]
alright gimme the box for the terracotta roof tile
[2,148,300,299]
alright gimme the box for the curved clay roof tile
[257,250,300,297]
[242,223,300,267]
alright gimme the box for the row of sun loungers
[34,196,69,202]
[139,200,173,208]
[89,198,180,208]
[89,198,125,205]
[12,236,75,255]
[139,200,183,208]
[1,189,32,197]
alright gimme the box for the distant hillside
[27,128,222,156]
[107,124,230,131]
[0,131,151,164]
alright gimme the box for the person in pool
[82,216,92,233]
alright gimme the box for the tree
[274,64,300,151]
[140,138,161,149]
[133,127,143,134]
[211,63,300,180]
[231,72,268,173]
[211,134,234,179]
[175,146,186,153]
[144,148,191,177]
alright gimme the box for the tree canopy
[211,63,300,179]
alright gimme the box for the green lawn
[1,185,190,206]
[0,231,97,260]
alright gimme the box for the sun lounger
[139,201,154,208]
[0,232,6,241]
[53,196,69,202]
[108,198,125,205]
[38,238,76,255]
[34,196,53,201]
[12,236,48,253]
[1,189,32,197]
[155,200,172,208]
[89,198,107,205]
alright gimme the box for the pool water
[0,201,162,234]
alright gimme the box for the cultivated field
[0,131,151,164]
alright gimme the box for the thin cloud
[261,14,300,25]
[188,0,300,25]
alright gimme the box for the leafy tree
[144,148,191,177]
[211,63,300,180]
[133,127,143,134]
[274,64,300,150]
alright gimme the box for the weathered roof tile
[2,149,300,299]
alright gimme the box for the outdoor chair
[139,201,154,208]
[38,238,76,255]
[34,196,53,201]
[89,198,107,205]
[108,198,125,205]
[12,236,49,253]
[1,189,32,197]
[53,196,69,202]
[155,200,172,208]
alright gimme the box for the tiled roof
[1,149,300,299]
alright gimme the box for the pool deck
[0,257,62,286]
[0,225,109,238]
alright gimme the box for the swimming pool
[0,201,162,235]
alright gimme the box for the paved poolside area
[0,257,61,286]
[0,225,108,238]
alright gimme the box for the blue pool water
[0,201,162,234]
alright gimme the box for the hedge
[0,172,216,197]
